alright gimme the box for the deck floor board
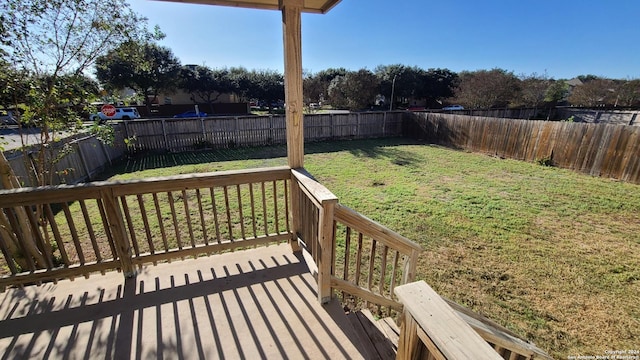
[0,244,366,359]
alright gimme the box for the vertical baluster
[388,250,400,316]
[379,245,389,313]
[181,189,196,248]
[79,200,101,262]
[152,193,169,251]
[249,183,257,239]
[167,191,182,250]
[366,238,377,308]
[195,189,208,245]
[119,196,140,257]
[137,194,155,254]
[272,180,279,234]
[96,198,118,259]
[223,186,233,241]
[283,179,290,234]
[209,187,221,244]
[261,182,268,235]
[236,184,245,240]
[354,233,364,287]
[62,203,85,265]
[44,204,70,266]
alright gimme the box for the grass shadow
[96,137,428,178]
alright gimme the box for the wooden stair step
[347,309,397,360]
[377,316,400,352]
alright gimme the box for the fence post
[74,141,92,182]
[100,188,135,277]
[330,113,334,139]
[201,117,206,141]
[161,119,168,151]
[100,141,112,166]
[318,198,336,304]
[383,111,387,136]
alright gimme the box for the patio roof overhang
[152,0,341,14]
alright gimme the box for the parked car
[90,107,141,122]
[173,111,207,118]
[442,105,464,111]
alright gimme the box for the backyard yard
[102,138,640,359]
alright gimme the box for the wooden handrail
[395,281,503,360]
[290,168,338,204]
[0,166,293,288]
[0,166,292,206]
[334,204,422,256]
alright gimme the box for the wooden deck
[0,244,370,359]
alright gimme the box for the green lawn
[107,138,640,359]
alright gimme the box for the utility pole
[389,74,397,111]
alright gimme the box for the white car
[90,107,141,122]
[442,105,464,111]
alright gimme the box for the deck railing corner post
[317,198,336,304]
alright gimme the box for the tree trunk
[0,151,47,270]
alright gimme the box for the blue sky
[129,0,639,80]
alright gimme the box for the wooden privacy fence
[405,112,640,184]
[121,112,404,152]
[2,128,127,189]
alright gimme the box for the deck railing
[291,168,422,312]
[0,166,292,289]
[1,164,421,313]
[332,204,422,315]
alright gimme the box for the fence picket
[407,112,640,184]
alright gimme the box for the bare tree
[568,78,616,107]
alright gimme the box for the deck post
[317,199,336,303]
[281,0,304,251]
[281,0,304,168]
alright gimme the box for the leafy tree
[95,41,182,113]
[0,0,145,186]
[246,70,284,109]
[577,74,600,83]
[179,65,235,113]
[328,69,379,110]
[303,67,347,106]
[544,80,569,104]
[375,64,424,108]
[568,78,615,107]
[0,0,146,269]
[419,68,458,107]
[0,60,29,110]
[453,68,520,109]
[228,67,253,102]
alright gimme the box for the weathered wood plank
[395,281,502,360]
